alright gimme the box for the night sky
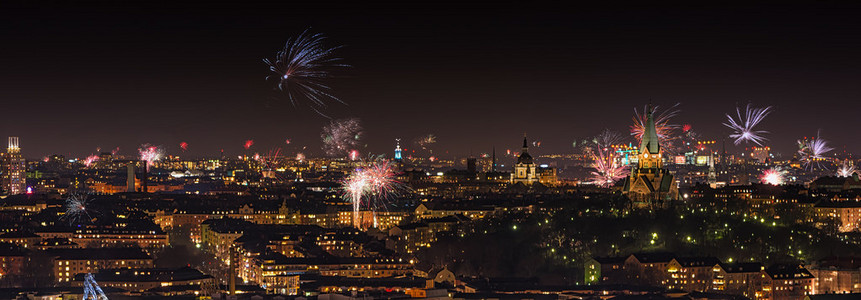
[3,1,861,159]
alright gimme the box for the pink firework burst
[760,167,787,185]
[83,154,100,167]
[588,147,629,187]
[138,144,164,170]
[341,159,404,229]
[244,140,254,150]
[180,142,189,151]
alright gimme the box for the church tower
[622,105,680,207]
[708,153,717,189]
[511,135,538,185]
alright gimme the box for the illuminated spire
[639,105,660,154]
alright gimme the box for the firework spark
[588,146,628,187]
[83,154,99,167]
[138,144,164,168]
[342,158,403,228]
[760,167,788,185]
[837,160,856,177]
[582,130,628,187]
[63,193,95,224]
[180,142,189,151]
[244,140,254,150]
[295,152,306,161]
[321,118,363,157]
[798,131,834,170]
[631,103,681,152]
[264,29,348,117]
[414,134,437,151]
[723,104,773,146]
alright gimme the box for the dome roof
[517,152,533,164]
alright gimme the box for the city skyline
[3,2,861,158]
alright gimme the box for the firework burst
[414,134,437,150]
[321,118,363,157]
[180,142,189,151]
[63,193,95,224]
[589,147,629,187]
[723,104,773,146]
[631,103,681,153]
[760,167,788,185]
[798,131,834,170]
[83,154,99,167]
[264,29,348,117]
[584,130,628,187]
[138,144,164,169]
[837,160,856,177]
[342,158,404,228]
[244,140,254,150]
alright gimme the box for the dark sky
[2,1,861,159]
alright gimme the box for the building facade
[622,106,679,207]
[510,137,538,185]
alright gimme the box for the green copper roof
[640,106,661,154]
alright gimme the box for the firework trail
[180,142,189,151]
[82,273,107,300]
[244,140,254,150]
[631,103,681,153]
[138,144,164,170]
[63,193,95,224]
[798,131,834,170]
[264,29,348,117]
[342,158,404,228]
[837,160,857,177]
[321,118,363,157]
[760,167,788,185]
[723,103,773,146]
[259,148,282,169]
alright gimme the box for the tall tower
[511,135,538,185]
[4,137,25,195]
[491,146,496,172]
[708,153,717,189]
[622,106,679,207]
[394,139,402,160]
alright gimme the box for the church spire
[640,104,660,154]
[522,133,528,153]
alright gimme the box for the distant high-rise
[3,137,26,195]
